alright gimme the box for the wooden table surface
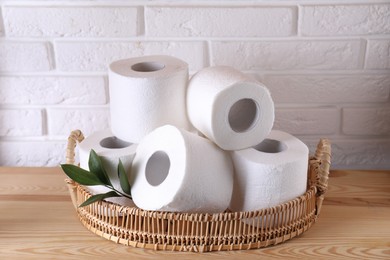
[0,167,389,259]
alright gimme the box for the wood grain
[0,167,389,259]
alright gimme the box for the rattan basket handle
[66,129,85,165]
[314,138,331,195]
[65,129,85,209]
[309,138,331,216]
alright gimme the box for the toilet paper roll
[79,130,137,207]
[130,125,234,213]
[187,66,274,150]
[229,130,309,212]
[109,55,191,143]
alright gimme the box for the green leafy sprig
[61,149,132,207]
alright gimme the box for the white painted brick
[0,109,43,136]
[263,74,390,104]
[342,107,390,136]
[211,40,362,70]
[47,108,110,136]
[301,4,390,36]
[3,6,139,37]
[303,138,390,170]
[146,6,296,37]
[0,76,106,105]
[274,107,339,135]
[365,39,390,69]
[0,41,52,72]
[0,141,66,166]
[55,41,205,72]
[0,2,388,170]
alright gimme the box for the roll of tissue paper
[130,125,234,213]
[79,130,137,207]
[187,66,274,150]
[229,130,309,212]
[109,55,191,143]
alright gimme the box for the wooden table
[0,167,389,259]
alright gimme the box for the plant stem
[104,185,132,199]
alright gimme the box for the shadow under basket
[65,130,331,253]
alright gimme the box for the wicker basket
[65,130,331,253]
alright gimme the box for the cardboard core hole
[145,151,170,186]
[100,136,131,149]
[254,139,287,153]
[228,98,259,133]
[131,62,165,72]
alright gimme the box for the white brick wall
[0,41,53,72]
[145,6,297,37]
[0,109,43,136]
[55,41,206,71]
[211,40,364,70]
[301,4,390,36]
[47,108,110,136]
[0,141,66,166]
[3,6,140,37]
[303,138,390,169]
[0,76,106,105]
[0,0,389,170]
[342,107,390,135]
[274,107,340,135]
[263,74,390,103]
[366,39,390,69]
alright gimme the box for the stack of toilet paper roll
[78,55,309,214]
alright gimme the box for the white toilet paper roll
[187,66,274,150]
[229,130,309,212]
[79,130,137,207]
[109,55,191,143]
[130,125,234,213]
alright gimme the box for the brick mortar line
[257,70,390,75]
[0,136,67,142]
[2,36,390,42]
[337,106,344,136]
[0,72,108,76]
[359,39,368,70]
[41,109,48,136]
[275,104,390,109]
[2,134,390,143]
[363,40,371,69]
[1,103,389,110]
[137,6,145,36]
[2,69,389,75]
[46,42,56,71]
[103,76,109,105]
[0,7,3,35]
[1,0,390,7]
[0,104,110,109]
[296,5,302,37]
[204,40,211,67]
[276,101,390,106]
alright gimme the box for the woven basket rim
[64,129,331,252]
[74,181,318,219]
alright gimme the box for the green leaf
[88,149,112,186]
[61,164,105,186]
[79,191,120,207]
[118,159,131,196]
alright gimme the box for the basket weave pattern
[65,130,331,253]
